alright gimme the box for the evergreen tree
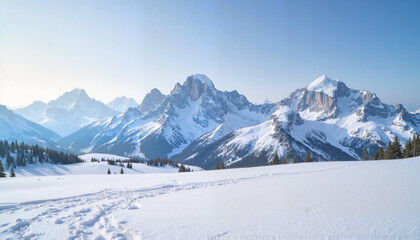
[0,161,5,177]
[392,136,402,159]
[412,134,420,157]
[271,152,280,165]
[304,150,311,162]
[384,140,393,159]
[10,142,15,153]
[107,168,111,174]
[292,156,297,164]
[6,152,14,169]
[220,162,225,169]
[179,164,186,172]
[120,167,124,174]
[10,167,15,177]
[283,155,290,164]
[374,146,384,160]
[403,138,413,158]
[361,147,368,160]
[215,163,220,169]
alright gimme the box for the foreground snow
[0,158,419,239]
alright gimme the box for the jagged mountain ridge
[58,74,276,159]
[107,96,139,113]
[15,89,119,136]
[138,88,166,112]
[176,75,420,169]
[0,105,61,149]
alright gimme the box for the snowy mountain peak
[188,74,214,88]
[69,88,89,100]
[307,75,339,97]
[138,88,166,112]
[49,88,91,110]
[16,88,118,136]
[107,96,139,113]
[0,105,9,113]
[176,74,217,101]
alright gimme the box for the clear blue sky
[1,0,419,110]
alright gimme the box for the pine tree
[403,138,413,158]
[374,146,384,160]
[179,164,186,172]
[361,147,368,160]
[0,161,6,177]
[412,134,420,157]
[271,152,280,165]
[292,156,297,164]
[120,167,124,174]
[215,163,220,169]
[10,167,15,177]
[283,155,290,164]
[392,135,402,159]
[384,140,393,159]
[220,162,225,169]
[6,152,14,169]
[107,168,111,174]
[304,150,311,163]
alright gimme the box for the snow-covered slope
[179,75,420,168]
[107,96,139,113]
[0,105,60,148]
[58,74,276,159]
[15,89,119,136]
[0,158,419,239]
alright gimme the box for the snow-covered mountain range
[3,74,419,169]
[0,105,61,148]
[107,96,139,113]
[176,75,420,168]
[58,74,276,159]
[15,89,119,136]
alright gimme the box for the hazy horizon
[1,0,419,110]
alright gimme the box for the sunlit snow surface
[306,75,339,97]
[1,158,419,239]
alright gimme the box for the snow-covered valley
[1,158,419,239]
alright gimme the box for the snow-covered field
[1,158,420,239]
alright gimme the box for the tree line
[270,150,310,165]
[371,134,420,160]
[0,139,83,177]
[268,134,420,165]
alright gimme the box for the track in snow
[0,166,349,240]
